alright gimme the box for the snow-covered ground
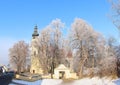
[8,77,120,85]
[41,77,120,85]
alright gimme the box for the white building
[30,26,43,74]
[54,64,78,79]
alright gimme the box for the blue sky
[0,0,119,65]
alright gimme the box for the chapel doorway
[59,71,65,79]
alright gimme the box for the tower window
[34,51,36,56]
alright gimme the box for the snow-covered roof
[55,64,69,70]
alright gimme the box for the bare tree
[110,0,120,31]
[109,0,120,77]
[115,44,120,77]
[46,19,65,78]
[70,18,105,77]
[100,37,117,77]
[9,40,29,73]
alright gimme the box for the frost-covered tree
[69,18,105,77]
[9,40,29,73]
[110,0,120,30]
[109,0,120,77]
[100,37,117,76]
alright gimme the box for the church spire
[32,25,39,38]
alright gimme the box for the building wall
[54,69,70,79]
[53,64,78,79]
[30,37,43,74]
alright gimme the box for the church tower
[30,26,43,74]
[32,25,39,39]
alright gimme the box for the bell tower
[30,26,43,74]
[32,25,39,39]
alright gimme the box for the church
[29,26,78,79]
[30,26,43,74]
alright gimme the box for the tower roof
[32,25,39,37]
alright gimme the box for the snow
[41,77,120,85]
[9,77,120,85]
